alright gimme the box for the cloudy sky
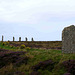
[0,0,75,41]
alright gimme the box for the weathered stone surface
[62,25,75,53]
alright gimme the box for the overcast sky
[0,0,75,41]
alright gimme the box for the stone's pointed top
[70,25,75,26]
[67,25,75,29]
[62,25,75,33]
[65,25,75,28]
[68,25,75,28]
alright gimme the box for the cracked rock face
[62,25,75,53]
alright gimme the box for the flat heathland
[0,41,75,75]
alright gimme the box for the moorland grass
[0,42,75,75]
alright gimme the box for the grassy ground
[0,42,75,75]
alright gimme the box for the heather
[0,41,75,75]
[62,60,75,75]
[0,41,62,50]
[0,48,28,67]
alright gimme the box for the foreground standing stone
[62,25,75,53]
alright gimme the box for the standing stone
[2,35,3,42]
[25,37,28,41]
[31,37,34,41]
[19,37,21,41]
[62,25,75,53]
[13,37,15,42]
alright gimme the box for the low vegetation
[20,44,26,49]
[0,41,75,75]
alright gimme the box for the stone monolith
[62,25,75,53]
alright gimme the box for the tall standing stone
[13,37,15,42]
[19,37,21,41]
[2,35,3,42]
[62,25,75,53]
[31,37,34,41]
[25,37,28,41]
